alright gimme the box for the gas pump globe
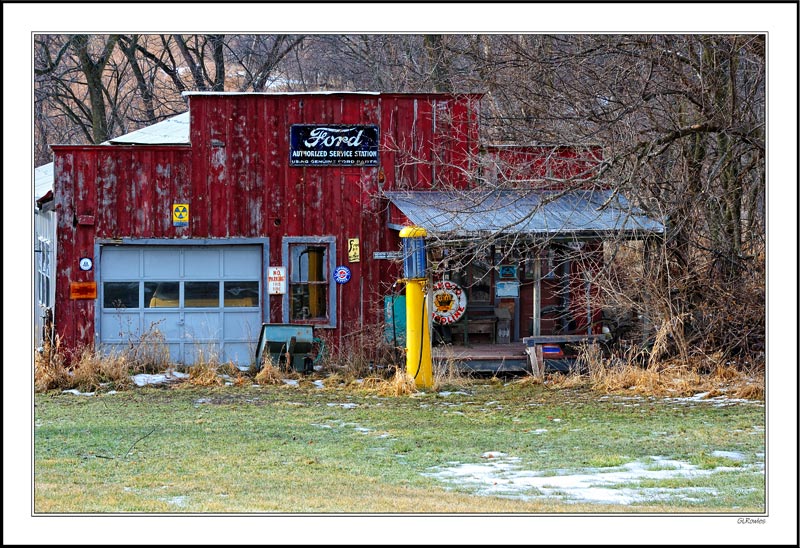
[400,226,427,279]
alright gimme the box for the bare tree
[34,33,306,158]
[35,34,125,147]
[442,34,766,361]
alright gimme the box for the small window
[36,238,52,308]
[103,282,140,309]
[224,281,259,307]
[184,282,220,308]
[289,244,329,322]
[145,282,180,308]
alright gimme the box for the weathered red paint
[52,93,482,356]
[484,145,605,190]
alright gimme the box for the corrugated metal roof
[385,190,664,236]
[107,111,190,145]
[34,112,191,200]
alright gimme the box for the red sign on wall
[70,281,97,300]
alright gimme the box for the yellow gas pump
[398,226,432,389]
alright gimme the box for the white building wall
[34,205,56,348]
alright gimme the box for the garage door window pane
[103,282,140,309]
[185,282,220,307]
[224,281,259,307]
[144,282,180,308]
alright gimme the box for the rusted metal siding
[52,92,481,355]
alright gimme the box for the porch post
[532,249,541,337]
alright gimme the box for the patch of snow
[424,455,762,506]
[481,451,507,459]
[327,402,358,409]
[62,389,95,396]
[162,495,188,507]
[282,379,299,386]
[530,429,548,434]
[711,450,746,461]
[662,394,763,407]
[438,391,472,397]
[313,380,325,388]
[131,371,188,387]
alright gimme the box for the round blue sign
[334,266,351,284]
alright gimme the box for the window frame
[282,236,337,328]
[36,236,52,308]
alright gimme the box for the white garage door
[99,245,263,367]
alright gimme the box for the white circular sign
[79,257,93,271]
[431,280,467,325]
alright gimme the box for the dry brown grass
[186,350,225,386]
[34,337,136,392]
[508,373,545,388]
[355,376,390,390]
[34,336,71,392]
[34,323,178,393]
[320,321,401,381]
[254,354,284,385]
[432,355,473,391]
[121,321,173,374]
[544,372,588,389]
[230,371,251,387]
[70,348,134,392]
[573,343,765,399]
[376,368,418,396]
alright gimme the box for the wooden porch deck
[431,342,531,373]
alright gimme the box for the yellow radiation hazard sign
[172,203,189,226]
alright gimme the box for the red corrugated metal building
[50,91,662,369]
[51,92,482,365]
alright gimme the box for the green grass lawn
[33,378,765,513]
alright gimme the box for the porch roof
[385,189,664,237]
